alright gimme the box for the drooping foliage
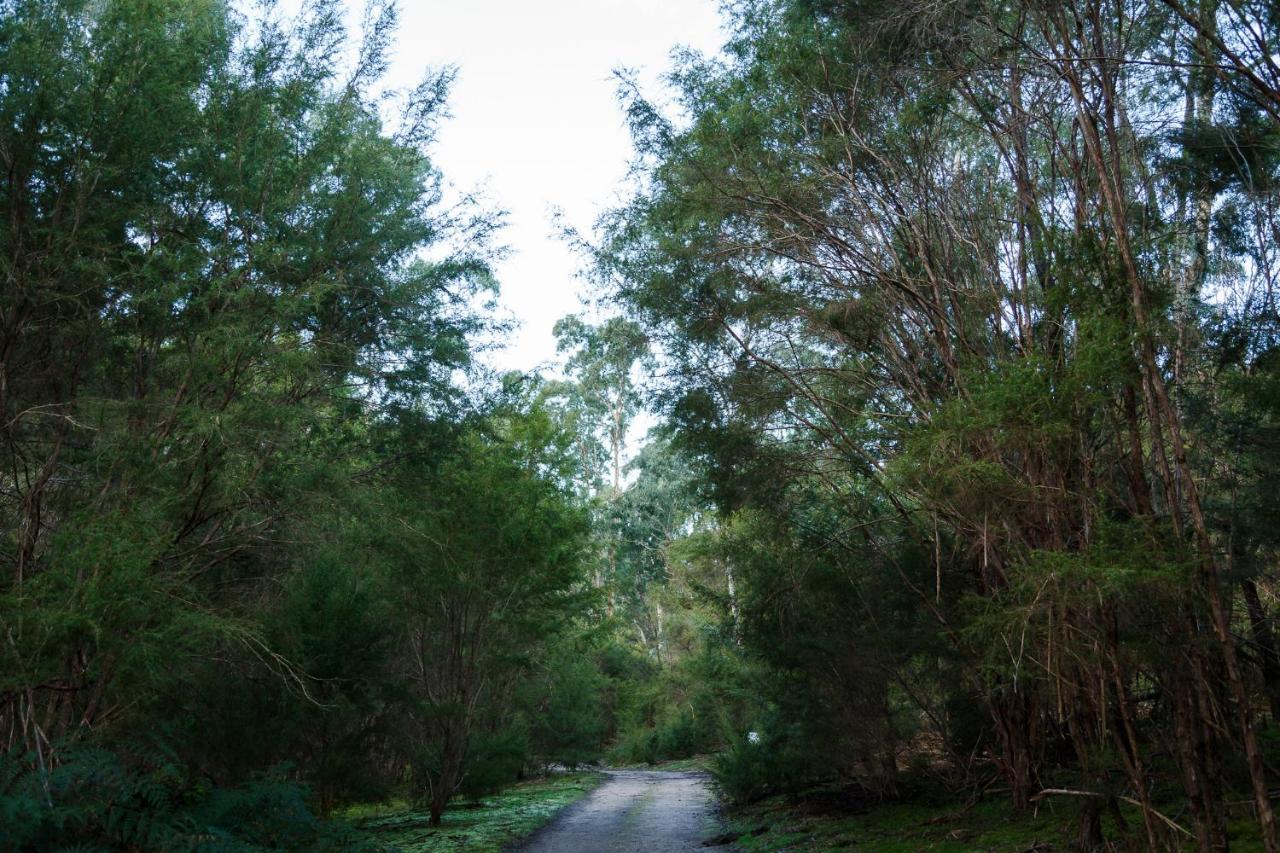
[593,0,1280,848]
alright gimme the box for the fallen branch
[1033,788,1192,838]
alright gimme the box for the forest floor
[721,790,1076,852]
[717,783,1269,851]
[341,772,604,852]
[339,765,1272,851]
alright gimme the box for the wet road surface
[515,770,727,852]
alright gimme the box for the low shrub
[608,707,715,766]
[710,716,824,806]
[458,728,529,799]
[709,733,772,805]
[0,741,365,851]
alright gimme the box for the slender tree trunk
[992,690,1038,811]
[725,561,741,646]
[429,726,467,827]
[1051,13,1277,842]
[1242,577,1280,720]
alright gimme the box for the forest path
[514,769,727,851]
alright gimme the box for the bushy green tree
[519,641,608,769]
[0,0,607,841]
[365,422,590,824]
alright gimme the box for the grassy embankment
[342,772,604,852]
[717,784,1269,851]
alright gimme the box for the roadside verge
[344,772,606,852]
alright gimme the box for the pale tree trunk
[655,600,665,664]
[605,402,623,616]
[725,560,742,646]
[1174,0,1217,387]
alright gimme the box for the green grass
[723,793,1064,852]
[717,785,1255,851]
[341,772,604,852]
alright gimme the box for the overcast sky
[344,1,728,373]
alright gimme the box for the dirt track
[515,770,726,852]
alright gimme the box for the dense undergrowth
[0,741,368,851]
[719,781,1275,853]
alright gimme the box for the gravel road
[514,770,727,852]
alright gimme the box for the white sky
[349,1,728,374]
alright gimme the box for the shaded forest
[4,0,1280,850]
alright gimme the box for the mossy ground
[720,784,1270,851]
[723,791,1060,852]
[341,772,604,852]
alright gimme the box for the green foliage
[592,0,1280,844]
[551,315,652,496]
[456,729,530,801]
[722,787,1121,852]
[10,0,1280,847]
[710,735,773,807]
[710,703,827,806]
[356,425,591,820]
[520,645,608,769]
[1,0,487,719]
[606,642,755,767]
[611,712,703,766]
[0,0,592,839]
[184,548,401,813]
[0,741,367,851]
